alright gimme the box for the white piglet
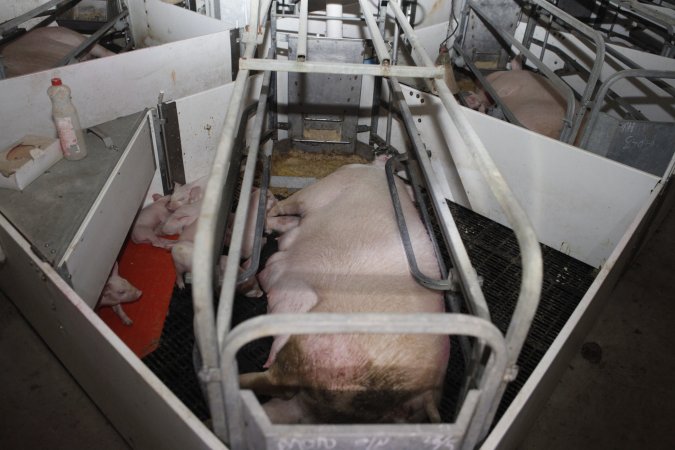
[97,263,142,326]
[171,207,264,297]
[167,176,208,211]
[159,200,202,236]
[131,194,175,249]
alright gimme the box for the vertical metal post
[385,24,401,147]
[521,3,538,51]
[269,1,279,139]
[297,0,308,61]
[326,2,343,38]
[358,0,391,64]
[369,0,388,144]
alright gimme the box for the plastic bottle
[47,78,88,160]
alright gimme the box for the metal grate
[142,286,210,421]
[446,201,597,421]
[142,200,597,428]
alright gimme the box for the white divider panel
[0,30,234,151]
[403,86,660,268]
[128,0,229,48]
[175,75,263,181]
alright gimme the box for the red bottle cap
[51,78,62,86]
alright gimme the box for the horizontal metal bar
[0,0,75,34]
[579,69,675,151]
[57,9,129,66]
[604,45,675,99]
[240,57,443,78]
[303,116,343,122]
[270,175,317,189]
[292,138,351,144]
[222,313,509,450]
[278,13,364,22]
[624,0,675,32]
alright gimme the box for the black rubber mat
[142,200,597,427]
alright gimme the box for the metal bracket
[199,367,222,383]
[503,365,519,382]
[87,126,118,151]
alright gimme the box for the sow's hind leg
[239,370,313,424]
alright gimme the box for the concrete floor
[0,202,673,449]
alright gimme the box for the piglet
[171,220,263,296]
[131,194,175,249]
[171,240,194,290]
[97,263,142,326]
[167,176,207,211]
[158,199,202,236]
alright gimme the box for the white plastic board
[0,30,235,152]
[401,85,660,268]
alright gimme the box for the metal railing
[192,0,544,447]
[453,0,606,144]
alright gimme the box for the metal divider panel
[463,0,522,70]
[287,37,365,153]
[605,121,675,177]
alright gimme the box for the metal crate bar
[193,0,547,447]
[57,9,129,66]
[579,69,675,149]
[358,0,391,64]
[239,57,444,78]
[389,0,544,439]
[215,63,274,344]
[192,0,274,440]
[0,0,79,34]
[526,0,606,143]
[220,313,509,450]
[297,0,308,60]
[462,0,577,142]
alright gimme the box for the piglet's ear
[112,262,119,277]
[189,186,202,203]
[510,54,524,71]
[463,91,483,110]
[152,193,162,202]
